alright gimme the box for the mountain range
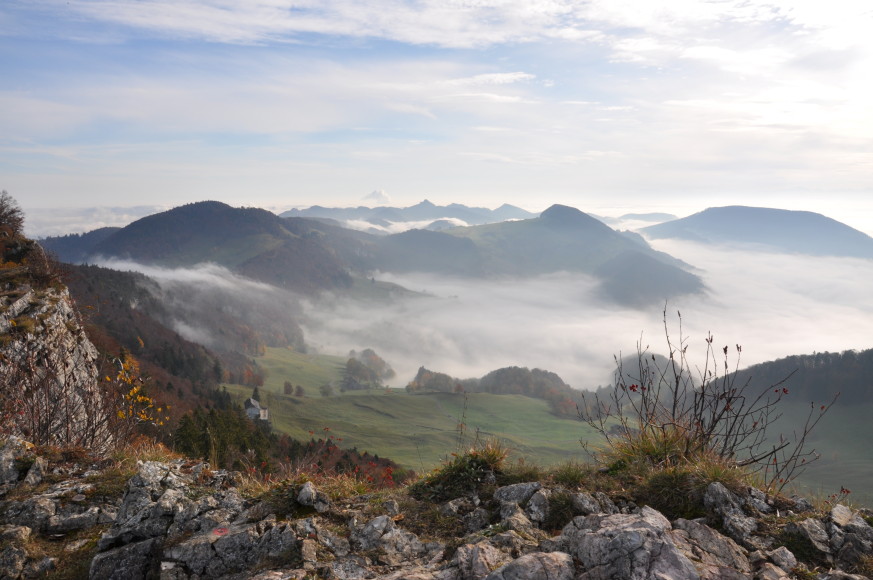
[280,199,537,232]
[642,205,873,259]
[41,201,704,307]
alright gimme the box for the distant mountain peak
[412,199,436,208]
[539,204,599,226]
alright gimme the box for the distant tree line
[406,365,582,417]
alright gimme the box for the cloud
[446,72,536,87]
[93,259,304,352]
[298,241,873,392]
[362,189,391,205]
[26,206,166,238]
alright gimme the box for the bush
[580,308,838,494]
[409,438,510,502]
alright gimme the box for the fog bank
[301,240,873,389]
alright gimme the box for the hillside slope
[642,206,873,258]
[393,204,705,306]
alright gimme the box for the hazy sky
[4,1,873,235]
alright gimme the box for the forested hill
[41,200,705,308]
[734,348,873,405]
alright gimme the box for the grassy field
[225,348,871,505]
[774,402,873,506]
[252,347,346,396]
[224,347,597,471]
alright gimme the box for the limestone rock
[484,551,575,580]
[493,483,541,506]
[453,542,511,580]
[672,517,750,578]
[755,562,788,580]
[561,506,700,580]
[297,481,331,513]
[704,482,760,549]
[785,518,831,556]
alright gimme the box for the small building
[244,397,269,421]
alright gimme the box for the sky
[3,0,873,237]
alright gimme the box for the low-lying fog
[302,238,873,389]
[99,238,873,391]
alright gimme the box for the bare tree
[579,307,838,493]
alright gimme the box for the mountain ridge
[642,205,873,258]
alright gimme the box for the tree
[0,191,24,237]
[294,385,305,397]
[251,386,261,402]
[283,381,293,395]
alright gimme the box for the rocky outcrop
[0,286,111,451]
[1,438,872,579]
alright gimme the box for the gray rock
[789,495,814,513]
[0,544,28,580]
[704,482,759,548]
[353,515,395,551]
[673,517,750,576]
[453,542,511,580]
[326,554,376,579]
[786,518,831,556]
[525,489,551,524]
[4,496,56,532]
[746,488,773,514]
[384,499,400,517]
[441,497,477,517]
[488,530,540,557]
[493,482,541,506]
[0,437,29,487]
[755,562,788,580]
[768,545,797,572]
[822,571,871,580]
[830,504,873,543]
[499,503,540,536]
[46,505,102,534]
[571,491,620,517]
[464,508,491,533]
[0,525,31,580]
[562,506,700,580]
[0,524,31,543]
[298,481,331,513]
[23,456,46,486]
[484,551,575,580]
[89,537,161,580]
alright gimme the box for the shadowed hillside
[642,206,873,258]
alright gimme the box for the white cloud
[362,189,391,205]
[446,72,536,86]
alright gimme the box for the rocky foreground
[1,436,872,580]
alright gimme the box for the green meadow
[223,348,596,471]
[224,348,872,505]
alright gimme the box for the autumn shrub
[580,308,838,495]
[0,325,168,454]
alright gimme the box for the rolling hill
[46,201,373,296]
[642,206,873,258]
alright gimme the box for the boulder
[561,506,701,579]
[493,483,541,506]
